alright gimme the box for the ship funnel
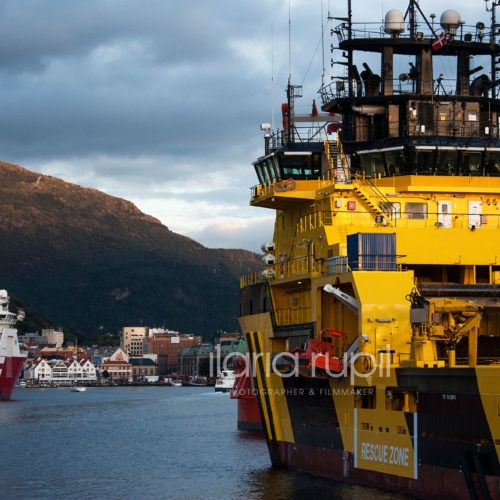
[440,9,463,36]
[384,9,404,38]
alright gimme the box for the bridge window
[484,150,500,175]
[279,152,321,179]
[384,148,406,175]
[265,157,280,182]
[254,161,267,184]
[462,150,482,175]
[410,148,435,174]
[359,152,385,178]
[436,149,458,175]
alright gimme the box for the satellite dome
[440,9,463,35]
[384,9,405,36]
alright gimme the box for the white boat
[187,376,207,387]
[214,370,234,393]
[70,385,86,392]
[166,378,182,386]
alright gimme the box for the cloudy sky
[0,1,490,252]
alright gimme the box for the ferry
[214,370,235,393]
[0,289,27,400]
[238,1,500,498]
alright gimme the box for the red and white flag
[432,32,446,51]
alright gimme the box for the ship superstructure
[239,1,500,498]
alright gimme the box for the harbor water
[1,386,413,499]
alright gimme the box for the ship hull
[230,351,263,431]
[272,442,500,500]
[0,355,25,400]
[236,397,262,432]
[254,371,500,499]
[245,327,500,499]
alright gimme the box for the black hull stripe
[246,331,280,463]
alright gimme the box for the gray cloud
[0,1,485,252]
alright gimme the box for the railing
[275,306,312,326]
[326,256,350,275]
[240,271,267,288]
[319,77,471,104]
[241,254,406,289]
[331,20,494,47]
[264,123,332,152]
[0,314,17,327]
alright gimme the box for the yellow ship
[238,1,500,498]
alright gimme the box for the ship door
[468,201,482,229]
[437,201,452,228]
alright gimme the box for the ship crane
[323,284,358,313]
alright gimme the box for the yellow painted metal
[351,271,415,359]
[242,158,500,484]
[331,369,418,478]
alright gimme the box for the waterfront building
[41,328,64,348]
[121,326,148,356]
[23,357,97,385]
[18,331,50,347]
[99,348,132,383]
[145,332,202,372]
[178,344,213,377]
[25,358,52,382]
[129,357,158,381]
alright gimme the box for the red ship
[0,289,27,400]
[230,355,262,432]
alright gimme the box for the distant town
[19,327,244,387]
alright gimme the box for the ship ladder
[323,132,349,183]
[353,179,396,226]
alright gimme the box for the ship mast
[486,0,500,98]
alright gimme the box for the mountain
[0,161,262,341]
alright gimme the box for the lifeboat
[289,329,345,377]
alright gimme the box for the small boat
[166,378,182,387]
[70,385,86,392]
[186,376,207,387]
[214,370,234,393]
